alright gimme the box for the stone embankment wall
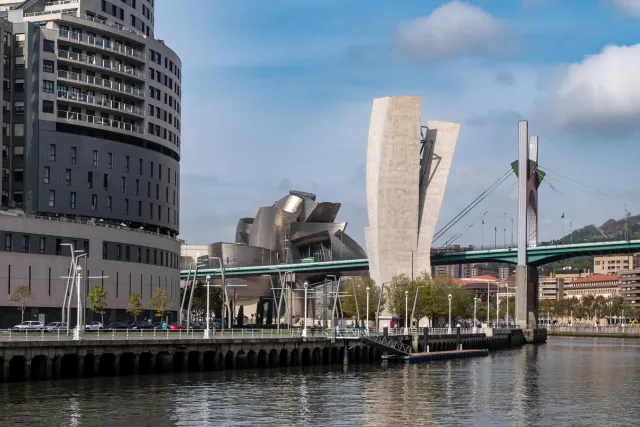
[548,326,640,339]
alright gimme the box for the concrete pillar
[24,361,31,380]
[77,355,85,377]
[343,340,349,366]
[54,357,61,379]
[113,354,121,375]
[411,335,419,353]
[132,354,140,375]
[516,265,539,328]
[93,355,100,376]
[46,357,53,380]
[2,359,10,381]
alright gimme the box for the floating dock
[382,349,489,364]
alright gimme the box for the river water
[1,337,639,426]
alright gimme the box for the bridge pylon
[515,121,541,331]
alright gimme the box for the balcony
[46,0,78,6]
[57,90,144,117]
[60,11,145,38]
[57,50,145,80]
[57,110,143,134]
[57,69,144,98]
[58,29,145,62]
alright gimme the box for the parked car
[85,321,104,331]
[44,322,68,332]
[168,323,184,330]
[13,321,44,331]
[131,321,153,329]
[106,322,130,331]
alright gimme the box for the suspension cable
[538,166,609,198]
[433,169,512,242]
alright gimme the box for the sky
[156,0,640,249]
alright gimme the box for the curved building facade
[0,0,182,327]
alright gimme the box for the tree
[9,286,32,322]
[88,285,108,324]
[341,278,383,324]
[499,296,516,323]
[385,275,412,324]
[256,299,265,325]
[237,305,245,327]
[126,292,143,321]
[149,288,171,322]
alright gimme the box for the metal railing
[61,11,145,38]
[0,328,303,342]
[386,327,478,336]
[58,29,145,61]
[57,90,144,117]
[58,49,144,79]
[58,69,144,98]
[24,8,76,18]
[57,110,143,134]
[46,0,78,6]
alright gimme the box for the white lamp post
[448,294,452,334]
[204,275,212,338]
[366,286,370,332]
[302,281,309,337]
[473,295,477,333]
[404,290,409,335]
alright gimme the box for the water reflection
[1,338,639,426]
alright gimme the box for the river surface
[1,337,639,426]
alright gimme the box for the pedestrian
[162,319,168,336]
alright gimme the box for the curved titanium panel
[209,242,278,267]
[289,190,316,201]
[235,218,254,244]
[275,195,304,217]
[249,206,297,259]
[306,202,341,223]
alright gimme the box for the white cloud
[396,1,508,61]
[551,44,640,134]
[614,0,640,15]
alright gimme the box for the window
[108,152,113,169]
[13,169,23,182]
[43,59,54,73]
[125,245,130,261]
[107,196,112,212]
[43,39,55,52]
[121,176,126,193]
[42,80,54,93]
[137,247,141,263]
[155,183,159,199]
[15,34,25,48]
[150,161,154,177]
[135,179,139,195]
[138,200,142,216]
[70,191,76,209]
[153,250,157,265]
[124,198,129,215]
[103,173,108,190]
[158,205,161,221]
[70,147,77,164]
[149,202,153,219]
[21,235,29,253]
[158,164,162,180]
[15,56,25,69]
[92,194,97,211]
[102,242,107,259]
[116,244,121,260]
[43,166,50,183]
[39,237,46,254]
[138,158,143,175]
[5,233,12,251]
[14,102,24,114]
[13,146,23,159]
[88,171,93,188]
[147,181,151,197]
[146,248,150,263]
[42,100,54,113]
[64,169,71,186]
[125,156,130,172]
[49,144,56,161]
[93,150,98,167]
[48,190,55,207]
[14,124,24,137]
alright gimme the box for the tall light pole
[487,282,490,326]
[494,227,497,248]
[481,220,484,250]
[448,294,452,334]
[204,275,212,338]
[473,295,477,333]
[411,286,425,329]
[302,281,309,337]
[404,290,409,335]
[496,283,499,326]
[366,286,370,331]
[510,217,514,248]
[504,212,507,248]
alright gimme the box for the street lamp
[302,281,309,337]
[410,286,425,330]
[448,294,452,334]
[366,286,370,332]
[473,294,477,333]
[204,275,212,339]
[404,290,409,335]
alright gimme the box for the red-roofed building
[453,275,500,302]
[563,274,620,299]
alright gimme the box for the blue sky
[156,0,640,248]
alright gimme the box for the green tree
[149,288,171,322]
[409,273,434,325]
[237,305,245,327]
[385,275,412,324]
[88,285,108,324]
[341,278,383,324]
[9,285,32,322]
[499,296,516,323]
[126,292,143,321]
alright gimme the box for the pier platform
[382,349,489,364]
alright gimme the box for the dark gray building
[0,0,182,327]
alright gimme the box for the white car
[13,321,44,330]
[44,322,68,332]
[85,321,104,331]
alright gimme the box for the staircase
[361,333,412,355]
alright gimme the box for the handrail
[58,49,144,79]
[57,110,143,134]
[58,28,145,60]
[61,11,144,38]
[57,90,144,117]
[46,0,78,6]
[57,69,144,98]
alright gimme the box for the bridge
[179,240,640,279]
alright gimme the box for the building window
[42,100,54,113]
[14,124,24,137]
[49,144,56,161]
[88,171,93,188]
[125,156,130,172]
[149,202,153,219]
[158,164,162,180]
[138,200,142,216]
[14,101,24,114]
[43,39,55,52]
[147,182,151,197]
[92,194,97,211]
[108,152,113,169]
[22,235,29,253]
[121,176,126,193]
[48,190,55,207]
[42,80,54,93]
[15,56,25,69]
[43,166,50,183]
[103,243,107,259]
[93,150,98,167]
[4,233,12,251]
[70,191,76,209]
[150,161,154,178]
[70,147,77,164]
[137,247,141,263]
[107,196,112,213]
[15,79,24,92]
[43,59,54,73]
[138,158,143,175]
[124,198,129,215]
[39,237,46,254]
[125,245,130,261]
[135,179,139,195]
